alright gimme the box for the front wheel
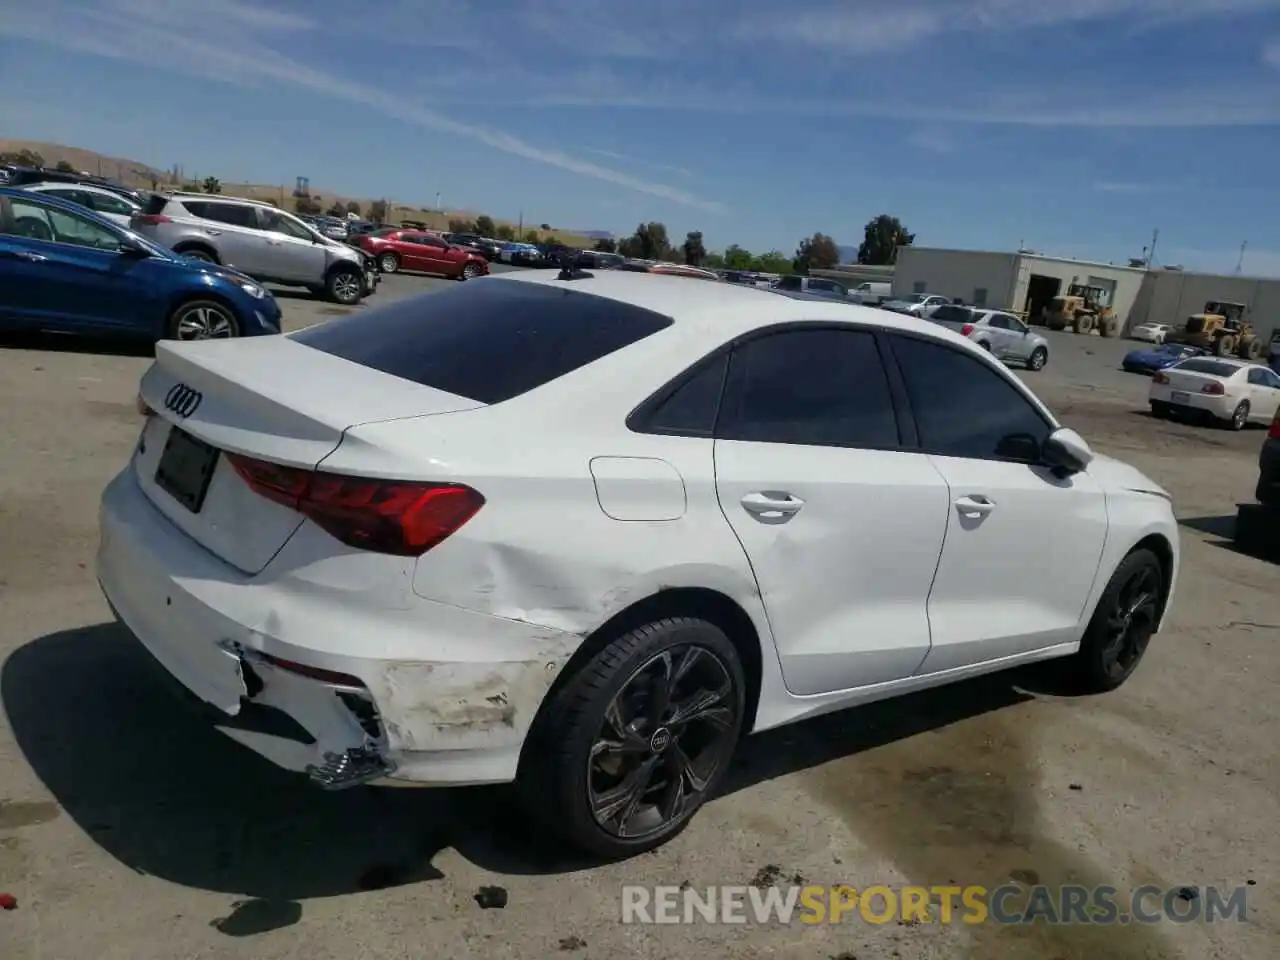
[1027,346,1048,370]
[460,262,481,280]
[521,617,746,859]
[379,253,400,273]
[1067,549,1163,692]
[326,268,364,305]
[166,299,240,340]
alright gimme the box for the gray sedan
[926,304,1050,371]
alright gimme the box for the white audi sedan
[98,271,1180,858]
[1149,356,1280,430]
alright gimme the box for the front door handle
[4,250,48,262]
[954,495,996,518]
[741,491,805,521]
[204,229,222,236]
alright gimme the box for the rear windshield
[1175,358,1239,377]
[142,194,168,215]
[291,278,674,404]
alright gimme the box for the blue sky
[3,0,1280,273]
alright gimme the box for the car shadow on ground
[4,622,1079,900]
[1179,514,1236,540]
[0,331,154,358]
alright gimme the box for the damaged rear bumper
[97,468,577,788]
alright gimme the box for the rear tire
[1215,336,1235,357]
[1073,314,1095,335]
[1099,316,1118,338]
[1238,338,1262,360]
[521,616,747,860]
[1226,400,1250,431]
[166,300,240,340]
[176,247,218,264]
[1066,548,1163,693]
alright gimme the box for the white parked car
[21,182,141,227]
[881,293,951,316]
[1130,322,1170,344]
[1149,356,1280,429]
[97,272,1180,858]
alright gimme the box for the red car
[356,229,489,280]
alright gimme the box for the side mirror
[119,236,151,258]
[1041,427,1093,476]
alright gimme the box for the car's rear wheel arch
[520,587,764,771]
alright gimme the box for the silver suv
[131,193,376,305]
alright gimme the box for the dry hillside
[0,139,599,247]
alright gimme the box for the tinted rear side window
[292,278,674,404]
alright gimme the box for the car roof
[490,270,962,342]
[165,192,270,208]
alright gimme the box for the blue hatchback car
[1121,342,1204,375]
[0,186,282,341]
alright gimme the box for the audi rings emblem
[164,383,203,418]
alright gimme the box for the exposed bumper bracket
[306,745,397,790]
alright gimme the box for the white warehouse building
[890,247,1280,342]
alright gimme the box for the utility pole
[518,210,523,238]
[435,191,441,214]
[1144,228,1159,268]
[1235,240,1247,275]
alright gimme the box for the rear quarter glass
[290,279,674,404]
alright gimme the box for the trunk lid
[1160,358,1241,393]
[134,336,484,574]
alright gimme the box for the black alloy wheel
[1070,549,1163,692]
[523,617,746,859]
[588,645,738,841]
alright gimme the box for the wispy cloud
[906,128,958,154]
[1162,245,1280,277]
[0,0,724,212]
[587,148,695,179]
[1265,36,1280,67]
[1091,181,1168,193]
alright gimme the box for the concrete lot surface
[1,276,1277,959]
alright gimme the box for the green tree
[593,237,617,253]
[346,200,362,217]
[618,222,670,260]
[702,250,726,269]
[368,199,388,223]
[523,229,540,243]
[723,244,753,270]
[754,251,793,274]
[475,215,496,237]
[202,176,222,195]
[450,218,478,233]
[495,223,515,241]
[793,232,840,274]
[328,201,348,217]
[0,149,45,167]
[54,160,77,173]
[856,215,915,265]
[681,231,707,267]
[539,223,551,230]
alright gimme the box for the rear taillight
[960,323,975,336]
[1201,382,1225,395]
[1153,372,1170,384]
[226,454,484,556]
[133,214,171,225]
[136,393,154,417]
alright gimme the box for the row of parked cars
[0,164,400,341]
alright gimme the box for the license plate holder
[1171,390,1191,403]
[155,427,219,513]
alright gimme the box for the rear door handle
[954,495,996,518]
[204,229,222,236]
[741,491,805,521]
